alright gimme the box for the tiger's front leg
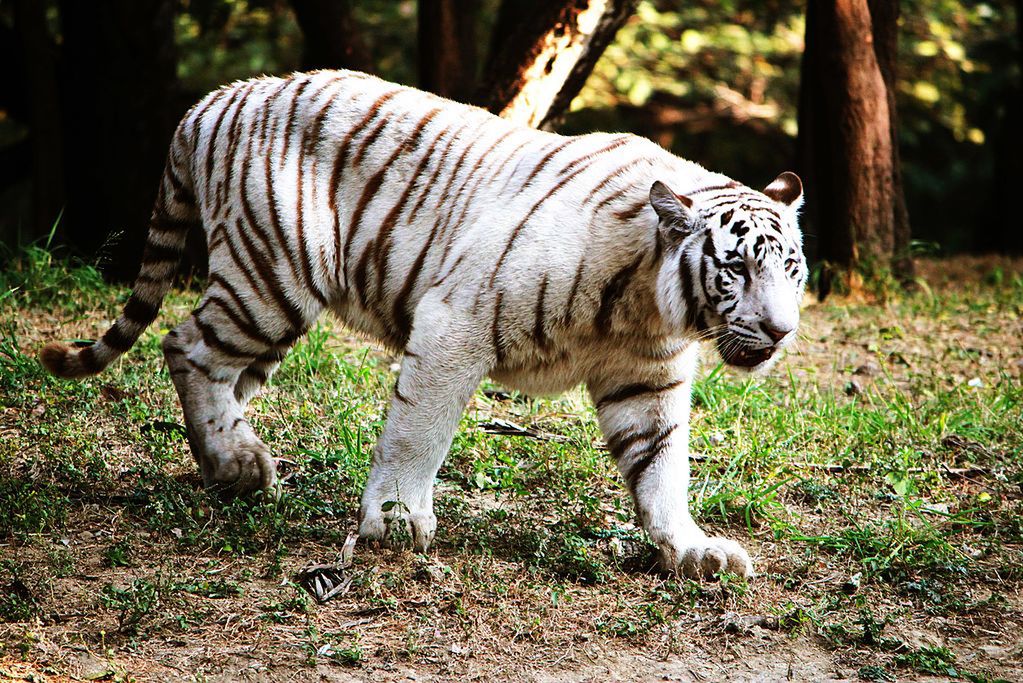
[590,351,753,579]
[358,298,490,552]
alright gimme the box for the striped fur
[41,71,807,577]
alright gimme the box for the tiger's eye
[725,262,747,277]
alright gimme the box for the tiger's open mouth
[715,335,776,368]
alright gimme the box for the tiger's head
[651,172,807,371]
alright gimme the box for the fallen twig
[295,530,358,604]
[787,462,991,478]
[477,418,569,443]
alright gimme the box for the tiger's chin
[715,337,778,372]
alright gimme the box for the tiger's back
[184,70,699,363]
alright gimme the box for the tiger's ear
[763,171,803,208]
[649,181,698,245]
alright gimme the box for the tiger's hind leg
[164,282,318,496]
[234,345,292,406]
[163,316,275,496]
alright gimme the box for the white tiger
[41,70,806,579]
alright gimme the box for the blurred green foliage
[176,0,303,90]
[176,0,424,92]
[577,0,805,136]
[562,1,805,192]
[897,0,1019,250]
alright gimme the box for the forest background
[1,0,1021,291]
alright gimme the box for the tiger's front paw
[359,501,436,553]
[658,534,754,580]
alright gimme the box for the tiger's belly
[489,351,595,397]
[489,332,694,398]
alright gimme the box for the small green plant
[894,645,959,677]
[595,614,643,638]
[104,539,133,568]
[715,570,750,597]
[260,585,310,623]
[775,603,814,634]
[854,608,895,647]
[0,479,69,537]
[468,449,525,492]
[303,627,364,666]
[100,578,163,633]
[858,664,895,681]
[179,578,241,599]
[45,546,76,578]
[326,641,364,666]
[0,562,39,623]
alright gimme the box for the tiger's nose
[760,321,793,343]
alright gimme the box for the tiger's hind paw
[200,435,279,499]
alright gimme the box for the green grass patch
[1,248,1021,676]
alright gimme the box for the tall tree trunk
[481,0,546,84]
[477,0,638,129]
[13,0,65,244]
[58,0,182,280]
[418,0,479,101]
[867,0,913,280]
[797,0,896,295]
[982,0,1023,254]
[796,0,823,270]
[290,0,372,72]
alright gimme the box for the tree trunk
[867,0,913,280]
[58,0,182,280]
[12,0,65,244]
[417,0,479,101]
[796,0,823,270]
[481,0,546,84]
[797,0,896,294]
[477,0,638,129]
[290,0,372,73]
[982,0,1023,254]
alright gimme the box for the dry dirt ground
[1,256,1022,682]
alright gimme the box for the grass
[0,251,1021,680]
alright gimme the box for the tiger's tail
[41,124,197,379]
